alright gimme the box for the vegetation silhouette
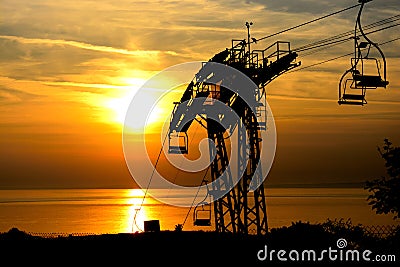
[365,139,400,219]
[1,220,398,266]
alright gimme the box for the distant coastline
[265,182,366,188]
[0,182,366,190]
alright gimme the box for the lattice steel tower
[168,24,300,235]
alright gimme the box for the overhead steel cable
[290,21,400,61]
[293,14,400,52]
[181,167,210,229]
[251,3,362,44]
[300,39,350,57]
[288,37,400,73]
[132,129,170,232]
[296,38,352,53]
[295,23,400,54]
[154,120,207,222]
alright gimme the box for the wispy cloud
[42,81,133,90]
[0,86,39,103]
[0,35,178,57]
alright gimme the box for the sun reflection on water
[123,189,146,233]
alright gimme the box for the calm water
[0,188,398,234]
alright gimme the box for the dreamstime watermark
[122,61,276,207]
[257,238,396,262]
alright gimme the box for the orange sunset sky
[0,0,399,189]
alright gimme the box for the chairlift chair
[338,0,389,106]
[193,201,212,226]
[168,131,188,154]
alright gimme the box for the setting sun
[105,76,170,131]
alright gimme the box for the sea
[0,188,398,235]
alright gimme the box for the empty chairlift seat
[339,93,366,106]
[193,202,211,226]
[168,132,188,154]
[353,73,389,88]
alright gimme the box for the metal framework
[168,28,300,235]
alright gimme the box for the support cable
[295,23,399,55]
[288,37,400,73]
[132,129,169,232]
[154,120,203,220]
[251,3,362,44]
[294,14,400,52]
[181,166,210,228]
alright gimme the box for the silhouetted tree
[174,224,183,232]
[365,138,400,219]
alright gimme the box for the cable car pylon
[169,22,300,235]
